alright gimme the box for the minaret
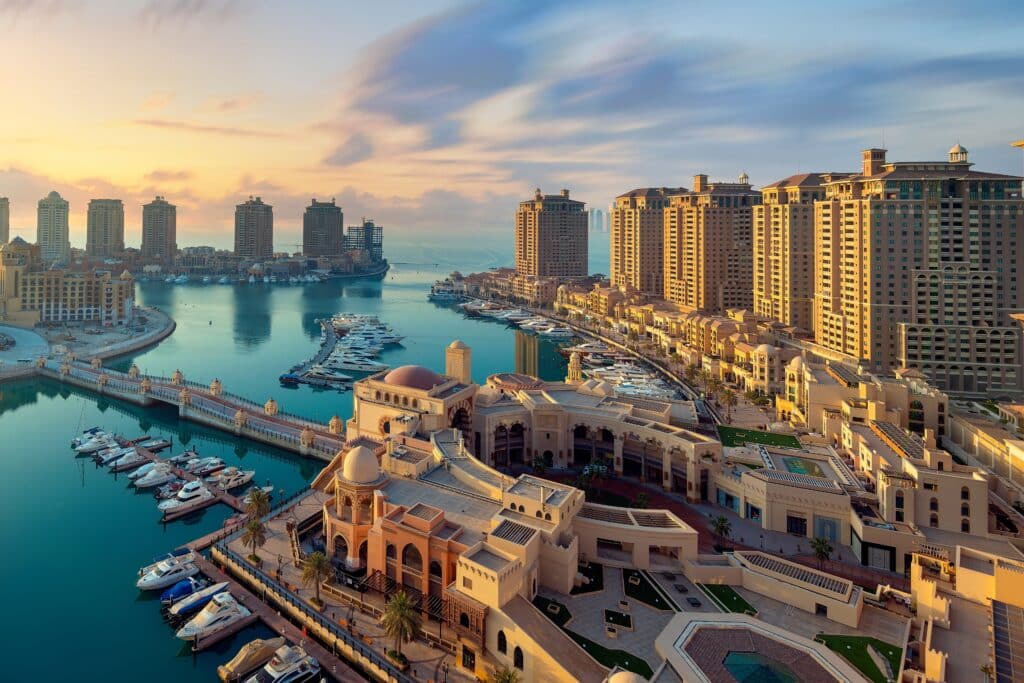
[446,340,472,383]
[566,351,583,383]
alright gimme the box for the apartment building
[610,187,684,296]
[37,190,70,263]
[141,196,177,265]
[302,198,343,256]
[234,196,274,260]
[514,188,587,278]
[86,199,125,258]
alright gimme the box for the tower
[37,191,70,263]
[566,351,583,383]
[446,340,472,384]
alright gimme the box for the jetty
[35,358,346,462]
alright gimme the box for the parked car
[687,597,702,608]
[673,583,689,593]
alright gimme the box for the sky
[2,0,1024,250]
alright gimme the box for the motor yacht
[209,467,255,491]
[329,357,388,372]
[110,451,149,472]
[164,449,200,465]
[157,481,214,513]
[71,427,106,448]
[219,276,230,284]
[218,637,286,682]
[193,458,226,477]
[428,282,460,301]
[96,446,135,466]
[128,461,157,480]
[139,548,194,575]
[155,480,185,499]
[160,576,208,606]
[244,645,321,683]
[540,326,576,339]
[183,456,221,473]
[241,485,274,506]
[137,557,199,590]
[134,464,177,489]
[75,435,119,455]
[176,593,251,641]
[167,581,229,619]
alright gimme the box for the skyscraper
[37,191,70,263]
[302,198,343,256]
[662,174,760,312]
[141,196,177,265]
[0,197,8,244]
[813,146,1024,394]
[752,174,829,330]
[515,188,587,277]
[344,219,384,262]
[86,199,125,259]
[234,196,274,260]
[610,187,684,296]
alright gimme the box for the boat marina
[281,314,404,391]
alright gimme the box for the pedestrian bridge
[35,357,346,461]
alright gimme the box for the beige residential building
[514,189,587,278]
[235,196,274,260]
[663,173,760,312]
[86,199,125,259]
[0,197,9,244]
[813,146,1024,394]
[141,196,177,265]
[37,190,70,263]
[753,173,829,331]
[610,187,684,296]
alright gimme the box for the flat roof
[466,546,513,572]
[380,477,500,547]
[490,519,537,546]
[507,474,572,505]
[736,551,852,599]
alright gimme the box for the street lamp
[442,661,449,683]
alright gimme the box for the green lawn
[571,561,605,595]
[716,425,801,449]
[603,609,632,628]
[816,635,902,683]
[623,569,673,611]
[699,584,756,615]
[532,596,652,678]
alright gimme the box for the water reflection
[514,330,569,379]
[232,285,272,348]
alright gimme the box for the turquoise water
[723,651,798,683]
[0,236,600,681]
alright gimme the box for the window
[513,647,524,670]
[895,491,904,509]
[462,577,472,590]
[386,543,396,560]
[961,519,970,533]
[929,497,938,512]
[961,486,969,501]
[459,612,470,628]
[497,630,507,655]
[930,513,939,528]
[961,503,970,517]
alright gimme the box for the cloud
[206,93,262,113]
[323,133,373,166]
[133,118,287,139]
[0,0,76,24]
[145,169,193,182]
[137,0,241,29]
[141,92,174,111]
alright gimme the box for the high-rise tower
[37,191,70,263]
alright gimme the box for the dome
[342,445,380,484]
[448,340,468,350]
[949,143,967,154]
[383,365,444,390]
[608,672,648,683]
[755,343,773,355]
[788,355,804,371]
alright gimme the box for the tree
[242,518,267,563]
[380,590,423,659]
[811,537,833,570]
[684,364,700,386]
[491,665,522,683]
[301,550,332,607]
[531,454,546,475]
[720,388,738,424]
[711,515,732,548]
[706,376,723,401]
[698,369,712,396]
[245,487,271,519]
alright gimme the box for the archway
[332,534,349,566]
[450,407,471,434]
[358,540,368,570]
[493,425,510,468]
[509,423,525,464]
[573,425,592,466]
[542,450,554,468]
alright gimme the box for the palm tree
[698,369,712,397]
[711,515,732,548]
[706,376,723,401]
[242,518,267,563]
[301,550,332,608]
[380,590,422,660]
[720,388,738,424]
[684,364,700,386]
[811,537,833,570]
[245,487,271,519]
[491,665,521,683]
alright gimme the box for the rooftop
[466,545,514,572]
[490,519,537,546]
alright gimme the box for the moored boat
[218,637,287,682]
[168,581,230,619]
[244,645,320,683]
[137,557,199,590]
[175,592,251,641]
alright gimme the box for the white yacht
[428,282,460,301]
[128,461,157,480]
[175,275,189,284]
[208,467,255,491]
[175,593,251,641]
[329,357,388,372]
[540,326,576,339]
[245,645,321,683]
[184,456,222,473]
[71,428,107,448]
[136,557,199,590]
[219,276,231,284]
[158,481,214,513]
[134,464,177,489]
[96,446,135,465]
[109,451,147,470]
[202,276,212,284]
[75,435,118,455]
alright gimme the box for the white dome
[448,339,468,349]
[608,672,648,683]
[755,343,773,355]
[788,355,804,371]
[949,143,967,154]
[342,445,380,484]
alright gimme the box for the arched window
[535,510,542,518]
[961,503,970,517]
[513,646,524,670]
[459,612,470,628]
[412,399,418,409]
[402,543,423,573]
[544,513,551,521]
[402,396,408,407]
[894,491,904,509]
[961,486,969,501]
[930,513,939,528]
[386,543,396,560]
[518,504,525,513]
[497,630,507,654]
[929,497,938,512]
[430,560,442,579]
[961,518,970,533]
[375,391,381,400]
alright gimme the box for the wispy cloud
[137,0,241,29]
[145,169,193,182]
[133,118,287,139]
[323,133,373,166]
[0,0,76,23]
[205,92,262,113]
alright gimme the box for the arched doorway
[542,450,554,468]
[493,425,510,467]
[450,407,471,434]
[509,424,525,464]
[358,540,368,570]
[332,534,349,566]
[402,543,423,591]
[573,425,592,466]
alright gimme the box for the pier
[34,358,347,462]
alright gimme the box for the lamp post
[442,661,449,683]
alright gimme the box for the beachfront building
[610,187,683,296]
[753,173,829,332]
[234,196,274,260]
[0,237,134,327]
[813,146,1024,395]
[37,190,70,264]
[515,188,587,278]
[302,198,343,257]
[141,196,177,266]
[662,173,760,313]
[86,199,125,259]
[0,196,9,244]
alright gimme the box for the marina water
[0,235,603,681]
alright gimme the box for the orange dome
[382,365,444,390]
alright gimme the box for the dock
[122,445,247,522]
[192,614,259,652]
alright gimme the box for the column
[613,435,624,476]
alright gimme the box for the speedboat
[241,485,274,506]
[176,593,251,641]
[71,427,106,447]
[168,581,230,619]
[96,446,135,466]
[135,464,176,488]
[244,645,320,683]
[158,481,214,513]
[160,576,208,606]
[208,467,255,491]
[137,557,199,590]
[218,637,286,682]
[193,458,226,477]
[139,548,195,575]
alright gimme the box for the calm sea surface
[0,233,607,681]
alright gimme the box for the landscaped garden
[532,595,652,678]
[623,569,675,611]
[603,609,633,629]
[815,634,903,683]
[717,425,801,449]
[571,561,605,595]
[699,584,756,615]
